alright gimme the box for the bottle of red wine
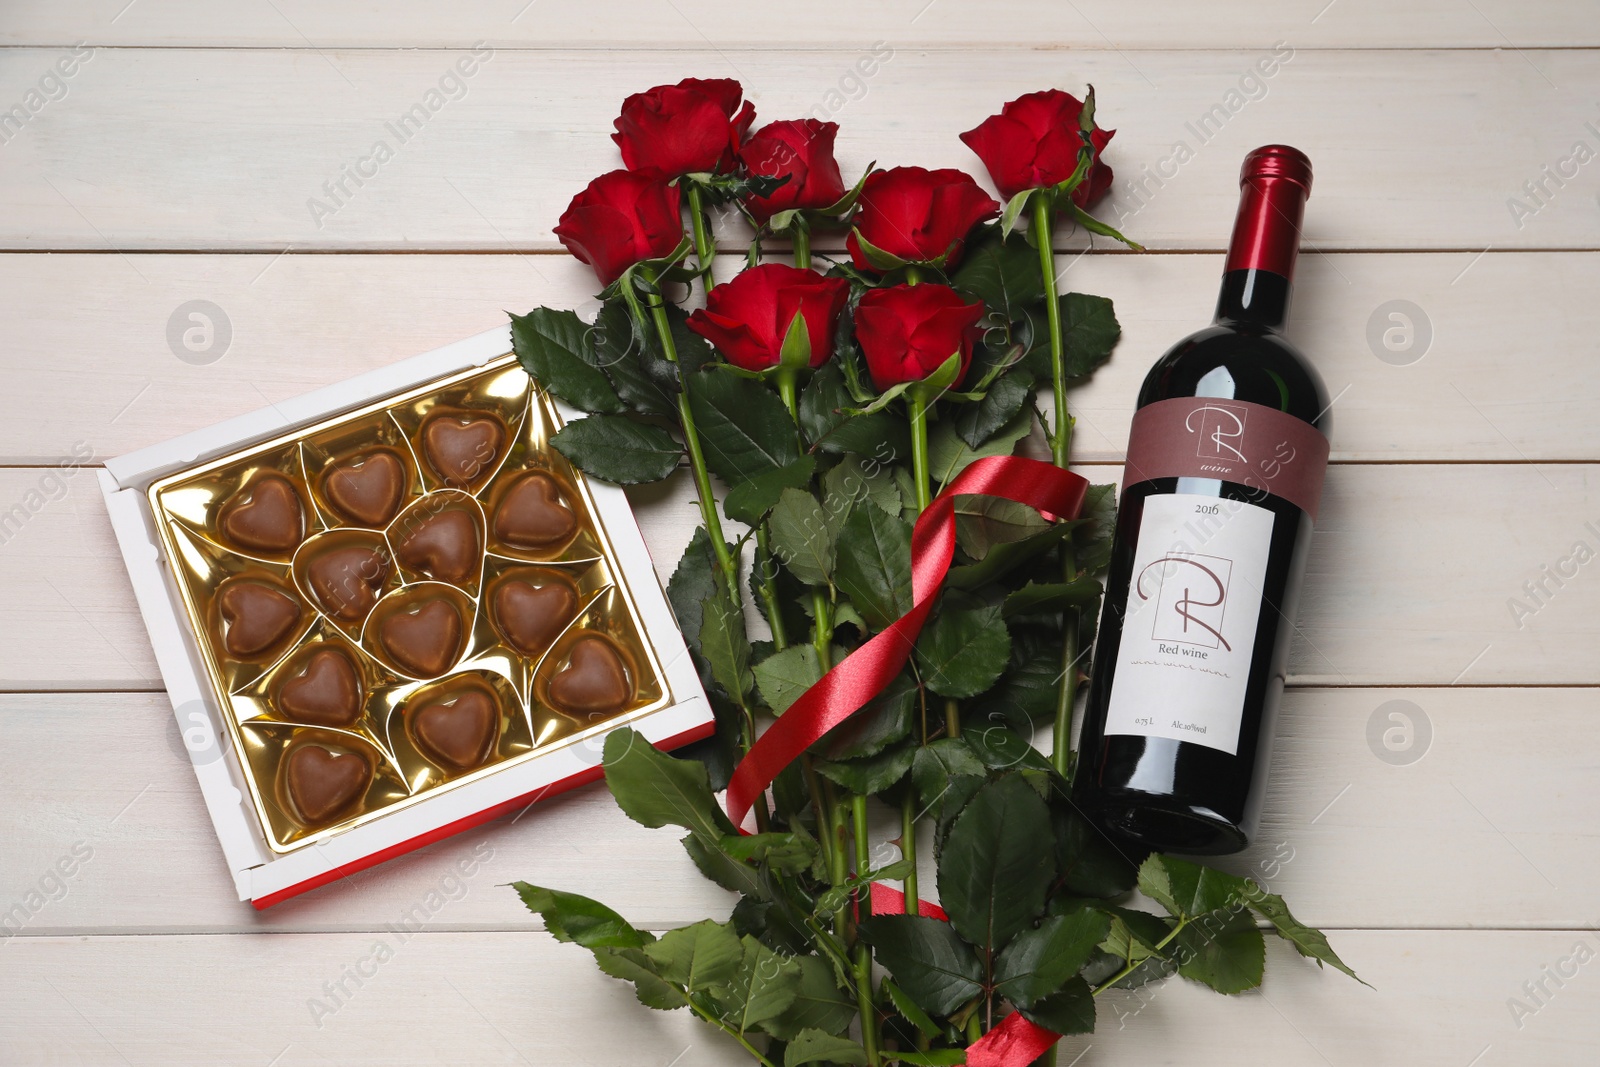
[1073,145,1329,855]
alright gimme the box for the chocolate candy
[394,507,480,585]
[306,544,390,622]
[409,681,500,771]
[422,411,504,487]
[378,597,464,677]
[322,449,407,527]
[546,633,632,716]
[275,646,363,727]
[491,574,578,656]
[283,744,372,824]
[219,473,303,553]
[219,578,302,657]
[494,472,578,550]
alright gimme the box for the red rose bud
[687,264,851,373]
[960,89,1116,206]
[553,169,684,286]
[739,119,849,223]
[854,284,986,391]
[846,166,1000,272]
[612,77,756,177]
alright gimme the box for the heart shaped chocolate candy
[493,472,578,550]
[394,507,479,585]
[411,683,499,771]
[491,576,578,656]
[276,646,363,727]
[322,449,406,527]
[219,473,303,553]
[422,412,504,487]
[378,598,464,677]
[307,545,390,622]
[284,744,372,824]
[546,634,632,716]
[218,578,302,658]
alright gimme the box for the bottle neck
[1214,173,1307,331]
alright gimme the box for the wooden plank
[1,48,1596,251]
[1,251,1593,465]
[2,1,1591,49]
[1,930,1594,1064]
[3,462,1595,689]
[1,688,1593,934]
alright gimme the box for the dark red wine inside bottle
[1073,145,1329,855]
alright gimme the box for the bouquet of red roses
[511,78,1361,1067]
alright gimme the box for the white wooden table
[2,3,1597,1063]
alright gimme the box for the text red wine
[1074,145,1329,855]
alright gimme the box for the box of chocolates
[99,326,713,906]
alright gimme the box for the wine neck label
[1124,397,1329,521]
[1104,493,1276,756]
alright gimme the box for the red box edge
[251,720,716,909]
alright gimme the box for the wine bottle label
[1123,397,1329,520]
[1103,493,1275,755]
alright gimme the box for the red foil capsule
[1223,144,1313,281]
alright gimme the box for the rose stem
[1033,192,1080,778]
[852,792,883,1067]
[903,387,938,910]
[686,182,717,289]
[793,221,811,270]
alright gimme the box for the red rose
[612,78,756,177]
[686,264,851,373]
[854,284,986,391]
[959,89,1115,206]
[846,166,1000,272]
[739,119,848,223]
[553,169,683,286]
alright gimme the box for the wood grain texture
[2,930,1594,1065]
[0,48,1594,251]
[0,688,1593,935]
[2,0,1591,49]
[2,250,1594,464]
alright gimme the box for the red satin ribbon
[723,455,1089,832]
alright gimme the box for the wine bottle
[1073,145,1329,855]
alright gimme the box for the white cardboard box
[98,325,712,907]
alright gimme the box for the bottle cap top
[1240,145,1312,197]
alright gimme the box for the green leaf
[1002,579,1103,620]
[1171,904,1265,994]
[511,882,651,950]
[1055,807,1141,899]
[1067,202,1143,251]
[717,832,820,876]
[1247,891,1369,986]
[777,309,814,375]
[550,415,681,485]
[993,908,1112,1008]
[986,638,1065,732]
[821,672,916,760]
[592,946,688,1009]
[603,727,735,844]
[964,723,1057,777]
[937,775,1055,953]
[1100,914,1159,966]
[881,978,940,1041]
[1017,976,1095,1035]
[667,527,722,657]
[950,226,1044,320]
[910,739,988,820]
[682,833,765,898]
[914,601,1010,700]
[1059,292,1121,379]
[725,456,818,525]
[684,366,802,484]
[1073,483,1118,575]
[953,372,1033,450]
[591,298,677,416]
[953,497,1051,562]
[699,589,752,702]
[768,487,837,587]
[822,453,902,525]
[801,363,910,462]
[765,955,858,1040]
[812,859,915,917]
[1137,854,1250,921]
[813,740,915,794]
[887,1052,968,1066]
[1000,188,1035,242]
[856,915,984,1016]
[642,919,743,992]
[711,935,804,1034]
[511,307,624,414]
[784,1030,869,1066]
[848,227,911,271]
[834,504,913,630]
[753,643,826,716]
[928,406,1032,486]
